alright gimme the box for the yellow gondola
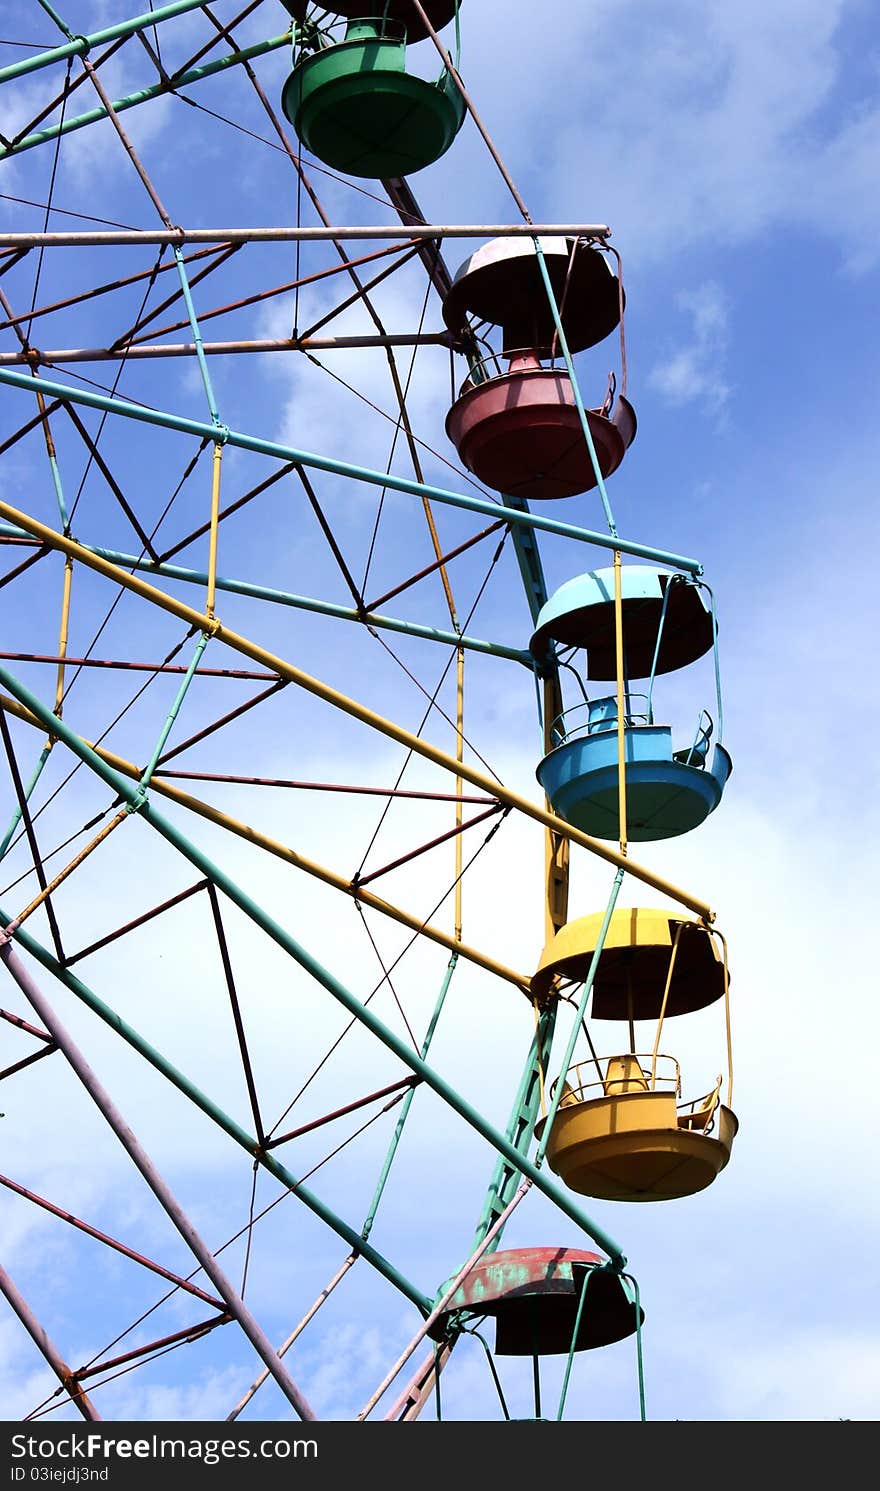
[534,907,737,1202]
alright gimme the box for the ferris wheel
[0,1,736,1423]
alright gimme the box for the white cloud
[648,282,730,414]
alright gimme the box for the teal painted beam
[80,543,532,666]
[0,368,704,575]
[469,1006,557,1254]
[0,1,242,84]
[0,665,628,1269]
[360,954,458,1243]
[0,32,294,160]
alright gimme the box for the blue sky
[0,0,878,1422]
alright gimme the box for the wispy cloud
[648,282,730,414]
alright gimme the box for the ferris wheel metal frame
[0,0,729,1424]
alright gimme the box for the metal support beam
[0,226,612,248]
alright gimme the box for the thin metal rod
[534,239,619,537]
[357,1181,532,1420]
[64,879,208,966]
[154,773,495,803]
[78,53,172,228]
[0,1042,57,1080]
[0,651,274,679]
[0,1007,52,1040]
[158,461,296,565]
[2,334,457,364]
[365,521,504,613]
[265,1077,419,1150]
[0,1261,100,1419]
[410,0,533,223]
[0,938,318,1421]
[62,403,161,560]
[0,1173,223,1307]
[354,803,502,889]
[227,1254,357,1422]
[154,680,287,768]
[74,1312,231,1382]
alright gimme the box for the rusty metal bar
[264,1077,420,1151]
[0,547,49,590]
[364,520,505,613]
[159,462,296,564]
[295,466,364,610]
[354,803,503,890]
[0,1173,223,1307]
[154,679,287,768]
[4,332,455,364]
[0,400,63,455]
[0,244,227,333]
[74,1312,231,1382]
[78,54,173,228]
[0,1042,57,1080]
[411,0,532,223]
[62,402,161,559]
[63,879,209,967]
[0,650,276,679]
[0,1007,52,1041]
[150,773,495,803]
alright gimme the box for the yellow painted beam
[0,500,715,921]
